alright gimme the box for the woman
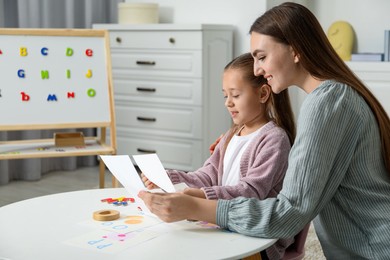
[139,3,390,259]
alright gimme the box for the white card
[132,153,176,193]
[99,155,151,215]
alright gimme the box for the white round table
[0,188,276,260]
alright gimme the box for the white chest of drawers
[93,24,233,171]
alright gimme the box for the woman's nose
[254,62,264,76]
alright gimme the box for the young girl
[143,52,296,259]
[140,3,390,259]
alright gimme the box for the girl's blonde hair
[223,52,296,149]
[250,2,390,173]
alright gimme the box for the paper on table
[132,153,176,193]
[99,155,151,215]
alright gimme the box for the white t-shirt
[222,127,262,186]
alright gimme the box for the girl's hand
[181,187,206,199]
[141,173,159,190]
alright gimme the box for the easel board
[0,29,114,130]
[0,29,117,188]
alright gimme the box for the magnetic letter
[85,69,92,78]
[67,92,75,98]
[87,88,96,97]
[41,47,48,56]
[20,47,28,56]
[21,92,30,101]
[17,69,25,78]
[66,69,71,79]
[41,70,49,79]
[47,94,57,101]
[66,48,74,56]
[85,49,93,57]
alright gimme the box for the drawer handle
[169,37,175,44]
[116,37,122,43]
[137,116,156,122]
[136,87,156,92]
[137,148,157,154]
[136,61,156,66]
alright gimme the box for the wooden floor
[0,166,325,259]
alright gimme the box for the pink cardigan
[167,121,291,200]
[167,120,294,259]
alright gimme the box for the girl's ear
[259,84,271,103]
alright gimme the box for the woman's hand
[181,187,206,199]
[209,134,224,155]
[138,190,217,224]
[141,173,159,190]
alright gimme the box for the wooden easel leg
[112,175,119,188]
[242,253,262,260]
[99,160,105,188]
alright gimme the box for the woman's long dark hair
[250,2,390,174]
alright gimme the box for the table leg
[243,252,262,260]
[99,159,105,188]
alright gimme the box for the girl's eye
[233,95,239,98]
[258,56,265,61]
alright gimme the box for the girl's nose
[225,97,233,107]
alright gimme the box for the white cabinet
[346,62,390,116]
[93,24,233,171]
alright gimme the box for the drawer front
[115,104,202,139]
[108,31,202,50]
[111,50,202,78]
[113,77,202,106]
[117,136,203,171]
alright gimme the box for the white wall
[312,0,390,53]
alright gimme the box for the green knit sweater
[216,80,390,259]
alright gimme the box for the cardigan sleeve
[166,130,231,188]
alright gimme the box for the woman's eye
[233,95,239,98]
[258,56,265,61]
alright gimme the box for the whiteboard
[0,29,113,130]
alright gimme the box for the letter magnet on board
[85,49,93,57]
[20,92,30,101]
[85,69,92,78]
[66,48,74,56]
[20,47,28,56]
[41,70,49,79]
[47,94,58,101]
[41,47,49,56]
[87,88,96,97]
[17,69,26,78]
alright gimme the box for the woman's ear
[291,46,300,63]
[259,84,271,103]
